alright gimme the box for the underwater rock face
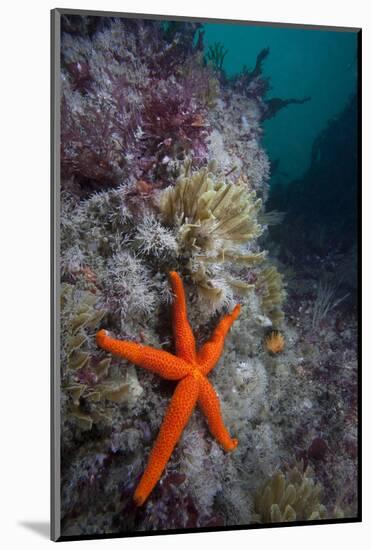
[59,15,358,536]
[267,95,357,262]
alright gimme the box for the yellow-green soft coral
[61,284,143,430]
[159,162,265,306]
[257,265,286,326]
[253,464,327,523]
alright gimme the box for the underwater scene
[59,13,359,537]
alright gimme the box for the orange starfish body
[96,271,240,506]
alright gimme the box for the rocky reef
[59,16,358,536]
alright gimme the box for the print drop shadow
[18,521,49,539]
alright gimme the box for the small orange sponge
[265,330,285,354]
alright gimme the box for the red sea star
[96,271,240,505]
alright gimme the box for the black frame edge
[356,27,362,523]
[54,6,361,33]
[51,7,61,543]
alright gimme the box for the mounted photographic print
[51,8,361,541]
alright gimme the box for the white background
[0,0,368,547]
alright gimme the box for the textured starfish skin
[96,271,240,506]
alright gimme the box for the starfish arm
[96,330,191,380]
[169,271,197,363]
[197,304,241,375]
[134,375,199,506]
[198,376,238,452]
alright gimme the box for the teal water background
[203,22,358,184]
